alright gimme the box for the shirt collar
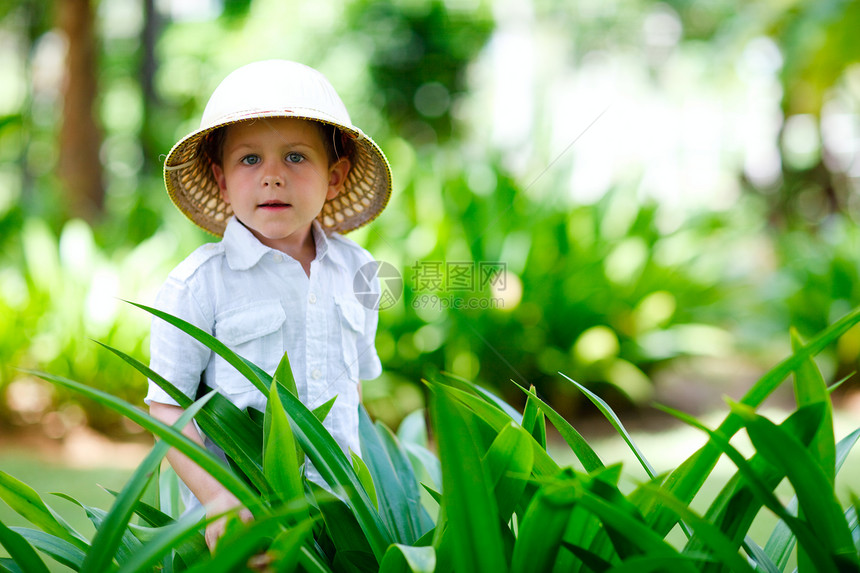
[222,217,330,271]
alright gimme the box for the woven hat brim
[164,112,392,237]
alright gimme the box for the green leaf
[429,385,507,573]
[738,406,858,567]
[637,483,755,572]
[350,450,378,511]
[358,407,423,544]
[0,521,49,573]
[482,422,534,521]
[518,384,604,473]
[127,301,270,396]
[82,392,214,572]
[521,386,547,449]
[559,373,655,479]
[510,480,576,573]
[312,396,337,423]
[0,471,88,552]
[268,520,314,573]
[763,427,860,569]
[263,377,305,509]
[272,383,392,559]
[7,528,86,572]
[791,329,836,483]
[94,342,269,494]
[378,544,436,573]
[29,370,262,514]
[115,509,209,573]
[646,306,860,536]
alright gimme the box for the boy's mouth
[258,200,291,209]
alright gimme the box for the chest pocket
[335,299,365,382]
[213,300,286,395]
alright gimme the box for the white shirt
[146,217,382,505]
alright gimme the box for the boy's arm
[149,401,251,551]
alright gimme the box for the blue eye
[286,152,304,163]
[241,155,261,165]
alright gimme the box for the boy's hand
[205,491,253,552]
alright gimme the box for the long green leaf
[518,384,604,472]
[638,483,755,573]
[127,301,270,395]
[647,306,860,535]
[7,528,86,571]
[29,370,262,514]
[790,329,836,483]
[263,377,305,509]
[430,385,507,573]
[0,521,49,573]
[115,509,208,573]
[559,373,656,479]
[737,405,858,567]
[482,422,534,521]
[95,341,269,495]
[510,480,575,573]
[659,403,839,572]
[81,393,213,573]
[273,383,392,559]
[0,472,88,552]
[521,387,547,449]
[378,544,436,573]
[763,427,860,569]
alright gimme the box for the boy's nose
[262,174,283,187]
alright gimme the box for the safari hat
[163,60,392,236]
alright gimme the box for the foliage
[2,305,860,571]
[3,0,860,432]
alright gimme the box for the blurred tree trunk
[57,0,103,221]
[140,0,161,172]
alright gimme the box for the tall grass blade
[510,481,575,573]
[272,383,392,559]
[127,301,269,395]
[518,384,604,472]
[30,370,262,513]
[521,387,547,449]
[661,403,841,571]
[430,385,508,573]
[0,521,49,573]
[6,529,85,571]
[95,341,268,493]
[638,483,756,572]
[482,422,534,521]
[559,373,656,479]
[735,405,859,568]
[378,544,436,573]
[263,378,305,509]
[359,408,423,544]
[0,471,88,551]
[646,306,860,536]
[790,329,836,483]
[115,509,208,573]
[79,392,213,572]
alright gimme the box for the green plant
[2,304,860,572]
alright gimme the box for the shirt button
[272,253,283,262]
[311,369,322,380]
[308,293,317,304]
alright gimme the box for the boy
[144,60,392,550]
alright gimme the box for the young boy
[144,60,392,550]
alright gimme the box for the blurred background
[1,0,860,453]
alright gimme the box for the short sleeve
[145,274,214,406]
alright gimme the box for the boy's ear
[326,157,351,200]
[211,162,230,203]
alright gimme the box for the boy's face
[211,118,349,253]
